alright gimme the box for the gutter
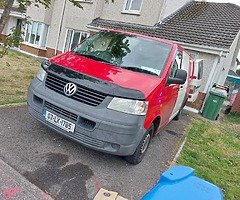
[171,40,229,56]
[55,0,67,55]
[86,24,105,32]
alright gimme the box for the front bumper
[27,78,146,156]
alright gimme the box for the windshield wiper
[74,52,112,64]
[120,66,159,76]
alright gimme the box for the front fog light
[36,67,46,82]
[107,97,148,115]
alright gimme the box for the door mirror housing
[167,69,187,85]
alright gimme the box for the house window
[16,19,22,30]
[64,29,88,52]
[123,0,143,13]
[24,21,49,48]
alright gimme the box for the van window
[73,31,172,77]
[169,52,182,77]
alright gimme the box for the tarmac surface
[0,105,191,200]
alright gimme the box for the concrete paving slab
[0,159,53,200]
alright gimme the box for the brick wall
[0,34,7,43]
[20,43,47,57]
[186,92,206,110]
[46,47,62,58]
[231,91,240,114]
[19,44,62,58]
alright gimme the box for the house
[88,1,240,111]
[156,1,240,111]
[0,2,25,42]
[18,0,191,57]
[1,0,240,111]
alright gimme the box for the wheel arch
[151,116,161,135]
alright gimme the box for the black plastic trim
[47,63,145,100]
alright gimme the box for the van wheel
[124,124,154,165]
[174,97,187,121]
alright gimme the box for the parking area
[0,105,191,200]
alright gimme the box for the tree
[0,0,15,34]
[0,27,23,57]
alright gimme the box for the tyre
[124,124,154,165]
[173,108,182,121]
[174,97,188,121]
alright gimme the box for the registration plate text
[45,110,75,133]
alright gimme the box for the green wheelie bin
[202,88,228,120]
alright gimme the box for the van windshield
[73,32,172,77]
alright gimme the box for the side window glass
[169,52,182,78]
[170,60,179,77]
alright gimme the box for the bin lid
[227,75,240,85]
[141,166,223,200]
[210,88,228,98]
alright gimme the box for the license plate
[44,110,75,133]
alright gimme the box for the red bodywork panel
[50,52,161,98]
[49,30,192,131]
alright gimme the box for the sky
[206,0,240,60]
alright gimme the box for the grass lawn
[178,113,240,200]
[0,50,40,105]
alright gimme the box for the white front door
[188,59,203,102]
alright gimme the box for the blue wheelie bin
[142,166,223,200]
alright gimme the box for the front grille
[45,72,107,106]
[45,101,78,121]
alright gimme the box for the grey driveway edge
[0,159,53,200]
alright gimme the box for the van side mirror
[167,69,187,85]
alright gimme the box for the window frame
[122,0,143,14]
[24,21,49,48]
[63,29,89,52]
[167,51,183,83]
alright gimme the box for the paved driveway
[0,105,191,200]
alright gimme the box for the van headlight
[36,60,51,82]
[107,97,148,115]
[41,59,51,70]
[36,67,46,82]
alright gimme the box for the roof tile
[89,2,240,49]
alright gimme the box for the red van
[28,30,193,164]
